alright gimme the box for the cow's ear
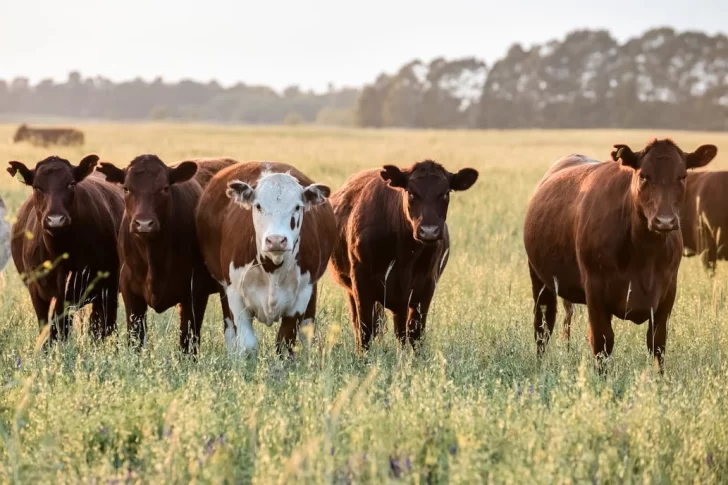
[450,168,478,191]
[611,144,641,169]
[302,183,330,209]
[380,165,409,188]
[686,145,717,169]
[169,161,198,184]
[7,161,34,185]
[226,180,255,209]
[96,162,126,184]
[74,154,99,182]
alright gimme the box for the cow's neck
[627,199,678,262]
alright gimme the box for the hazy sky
[2,0,726,92]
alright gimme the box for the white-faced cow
[196,162,336,356]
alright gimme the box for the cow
[7,155,124,343]
[13,124,84,146]
[329,160,479,350]
[96,155,236,354]
[195,162,336,356]
[523,139,717,374]
[681,171,728,273]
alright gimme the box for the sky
[1,0,726,93]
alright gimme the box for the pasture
[1,124,728,483]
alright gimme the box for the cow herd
[6,154,477,359]
[3,138,726,373]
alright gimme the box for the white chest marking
[224,259,313,355]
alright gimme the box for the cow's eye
[123,187,130,195]
[162,185,170,193]
[639,174,648,184]
[407,191,416,200]
[442,192,450,200]
[255,203,262,211]
[68,182,76,189]
[295,204,302,212]
[679,174,687,182]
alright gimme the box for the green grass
[1,124,728,483]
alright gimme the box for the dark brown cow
[8,155,123,342]
[524,139,717,373]
[681,171,728,273]
[14,124,84,146]
[196,162,336,356]
[96,155,236,354]
[329,160,478,350]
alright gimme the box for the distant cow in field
[681,171,728,273]
[8,155,124,343]
[96,155,236,354]
[523,139,717,373]
[196,162,336,356]
[329,160,479,350]
[14,124,85,146]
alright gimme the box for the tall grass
[1,124,728,483]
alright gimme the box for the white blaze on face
[226,171,330,265]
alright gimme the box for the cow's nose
[133,219,157,233]
[45,214,69,228]
[417,225,441,240]
[653,215,677,232]
[265,235,288,251]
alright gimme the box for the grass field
[1,124,728,484]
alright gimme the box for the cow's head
[612,139,716,233]
[97,154,197,235]
[7,154,99,231]
[13,124,29,143]
[380,160,478,243]
[226,171,330,265]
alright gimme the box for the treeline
[2,27,728,130]
[358,28,728,130]
[0,73,358,125]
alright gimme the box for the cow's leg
[122,283,148,349]
[277,314,301,357]
[646,286,675,375]
[392,305,409,345]
[350,268,377,351]
[219,289,233,335]
[225,286,257,355]
[179,292,208,356]
[584,278,613,376]
[29,286,52,342]
[89,282,118,340]
[562,299,574,347]
[299,284,317,346]
[529,263,557,358]
[51,271,72,342]
[698,217,718,275]
[406,279,436,348]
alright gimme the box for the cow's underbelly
[228,261,312,325]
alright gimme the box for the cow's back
[683,171,728,255]
[524,155,628,302]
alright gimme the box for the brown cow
[196,162,335,356]
[14,124,84,146]
[96,155,236,354]
[8,155,123,343]
[329,160,478,350]
[523,140,717,373]
[681,171,728,273]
